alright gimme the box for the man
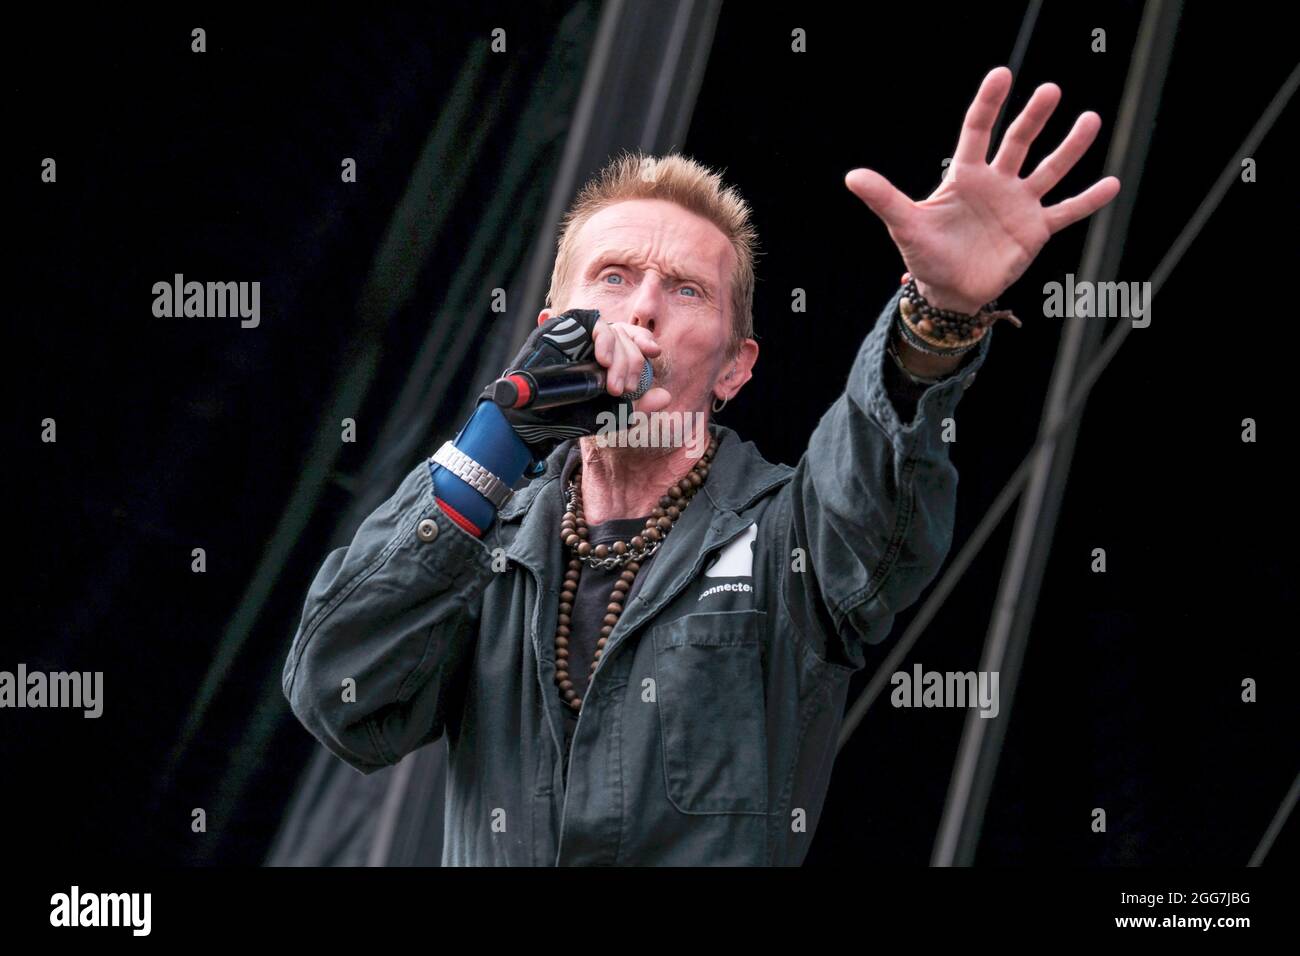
[282,66,1119,865]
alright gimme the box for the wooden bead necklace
[554,434,718,713]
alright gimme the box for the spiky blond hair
[546,150,759,357]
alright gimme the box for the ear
[714,339,759,401]
[536,308,552,327]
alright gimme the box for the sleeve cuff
[859,285,994,444]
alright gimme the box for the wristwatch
[430,441,514,509]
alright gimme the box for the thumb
[632,386,672,414]
[845,167,912,232]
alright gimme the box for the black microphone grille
[628,359,654,400]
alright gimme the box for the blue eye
[604,273,623,285]
[680,286,698,297]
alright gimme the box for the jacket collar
[499,423,791,639]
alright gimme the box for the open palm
[846,66,1121,314]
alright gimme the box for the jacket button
[417,517,439,542]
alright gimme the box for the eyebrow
[590,250,716,296]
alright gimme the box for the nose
[627,278,661,335]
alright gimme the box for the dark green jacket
[282,286,992,865]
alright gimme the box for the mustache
[648,351,672,386]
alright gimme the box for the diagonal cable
[1249,769,1300,866]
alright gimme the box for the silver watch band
[430,441,514,509]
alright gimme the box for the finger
[1023,110,1103,198]
[592,319,615,368]
[608,325,643,395]
[1044,176,1121,234]
[845,168,914,236]
[619,323,662,356]
[613,326,644,394]
[990,82,1061,176]
[632,386,672,414]
[953,66,1013,165]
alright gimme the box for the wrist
[892,329,963,379]
[456,400,533,483]
[913,277,984,316]
[896,271,1014,362]
[429,401,533,536]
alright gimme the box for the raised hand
[845,66,1121,316]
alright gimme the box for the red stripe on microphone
[507,374,532,408]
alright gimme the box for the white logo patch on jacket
[703,523,757,578]
[702,520,759,600]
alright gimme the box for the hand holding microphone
[587,312,670,403]
[431,308,673,538]
[486,309,672,464]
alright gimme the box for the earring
[712,394,729,413]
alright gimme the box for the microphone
[489,360,654,410]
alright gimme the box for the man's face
[542,198,751,417]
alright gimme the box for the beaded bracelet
[897,271,1022,356]
[886,335,947,386]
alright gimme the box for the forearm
[283,460,497,772]
[782,288,994,658]
[430,400,533,537]
[894,333,965,379]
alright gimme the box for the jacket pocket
[651,610,768,815]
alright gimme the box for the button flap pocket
[651,611,768,814]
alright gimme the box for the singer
[282,66,1119,865]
